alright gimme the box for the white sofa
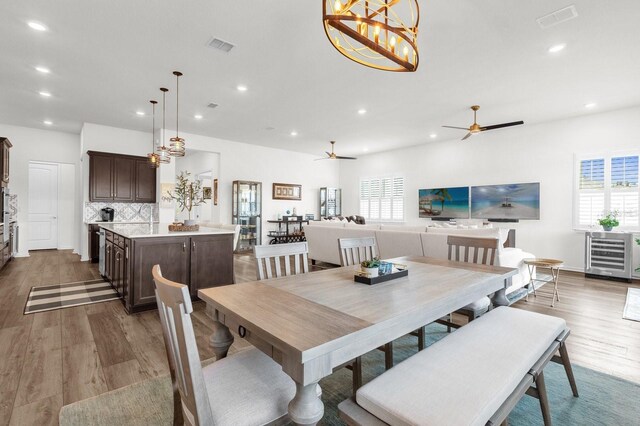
[304,221,534,297]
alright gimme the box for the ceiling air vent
[207,103,219,109]
[537,5,578,29]
[207,37,235,53]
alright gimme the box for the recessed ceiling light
[35,66,50,74]
[363,148,369,152]
[194,114,203,119]
[429,133,437,139]
[43,120,53,125]
[136,111,145,116]
[236,85,248,92]
[548,43,566,53]
[584,102,597,109]
[28,21,47,31]
[290,131,298,136]
[39,91,51,97]
[358,109,367,115]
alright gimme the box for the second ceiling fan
[316,141,357,160]
[443,105,524,141]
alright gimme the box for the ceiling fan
[316,141,357,160]
[443,105,524,141]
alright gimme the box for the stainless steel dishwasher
[98,228,106,276]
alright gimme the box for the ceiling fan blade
[442,125,469,130]
[461,132,472,141]
[480,121,524,131]
[335,156,357,160]
[325,151,332,157]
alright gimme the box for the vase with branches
[166,171,205,225]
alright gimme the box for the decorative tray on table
[354,263,408,285]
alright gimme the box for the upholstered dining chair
[254,242,309,280]
[444,235,500,328]
[152,265,295,426]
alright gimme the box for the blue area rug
[60,324,640,425]
[318,324,640,425]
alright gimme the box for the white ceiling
[1,0,639,156]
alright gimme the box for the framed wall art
[273,183,302,200]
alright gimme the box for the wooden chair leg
[500,418,509,426]
[417,326,426,351]
[172,379,184,426]
[352,357,362,396]
[559,342,579,397]
[384,342,394,370]
[536,371,553,426]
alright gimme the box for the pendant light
[169,71,186,157]
[147,100,160,168]
[156,87,171,164]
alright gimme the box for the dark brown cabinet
[1,137,12,187]
[130,236,190,310]
[113,158,135,201]
[105,237,114,282]
[88,151,156,203]
[134,159,156,203]
[190,234,234,295]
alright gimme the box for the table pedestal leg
[492,279,511,307]
[288,382,324,425]
[208,309,234,360]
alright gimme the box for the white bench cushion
[202,347,295,425]
[356,307,566,426]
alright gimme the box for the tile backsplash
[8,194,17,221]
[84,202,158,223]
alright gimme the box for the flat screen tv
[418,186,470,219]
[470,182,540,220]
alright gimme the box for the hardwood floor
[0,249,638,425]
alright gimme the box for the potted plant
[361,257,381,278]
[166,171,205,226]
[598,211,620,232]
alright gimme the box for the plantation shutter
[610,156,639,226]
[359,176,405,221]
[577,158,605,226]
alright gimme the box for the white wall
[174,151,220,223]
[0,123,81,256]
[339,106,640,273]
[170,130,340,237]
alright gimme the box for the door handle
[183,242,186,252]
[192,241,196,251]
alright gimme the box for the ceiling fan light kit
[323,0,420,72]
[443,105,524,141]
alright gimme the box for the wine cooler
[584,232,634,282]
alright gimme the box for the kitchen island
[99,223,235,313]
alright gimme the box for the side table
[524,258,563,307]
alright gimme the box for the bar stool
[524,258,563,307]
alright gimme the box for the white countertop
[85,220,160,225]
[98,223,235,239]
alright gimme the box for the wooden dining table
[198,256,517,425]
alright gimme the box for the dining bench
[338,306,579,426]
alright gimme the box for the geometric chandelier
[323,0,420,72]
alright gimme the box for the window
[576,154,639,228]
[360,176,404,221]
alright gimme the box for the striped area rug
[24,279,119,314]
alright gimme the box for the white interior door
[28,162,59,250]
